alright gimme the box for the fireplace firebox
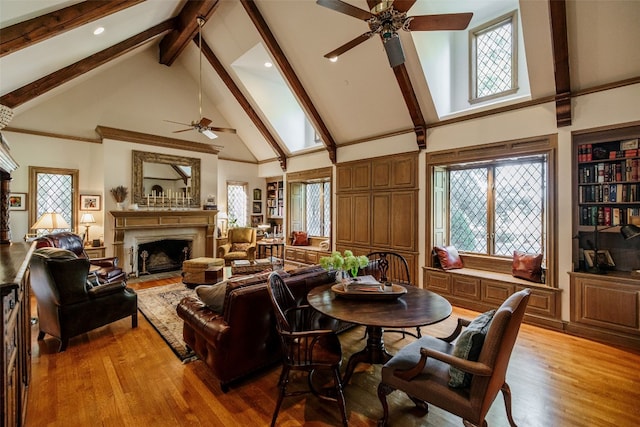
[137,239,191,275]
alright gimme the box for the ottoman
[182,257,225,286]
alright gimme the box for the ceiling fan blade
[324,33,373,59]
[164,119,191,126]
[316,0,373,21]
[199,117,212,127]
[408,13,473,31]
[389,0,416,13]
[173,128,194,133]
[208,126,237,134]
[383,34,405,68]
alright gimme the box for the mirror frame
[132,150,201,208]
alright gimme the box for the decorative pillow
[319,239,330,251]
[195,281,228,314]
[291,231,309,246]
[512,251,543,283]
[433,245,464,270]
[230,242,251,252]
[449,309,496,388]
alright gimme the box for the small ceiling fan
[317,0,473,68]
[165,16,236,140]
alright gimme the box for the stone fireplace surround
[110,210,217,275]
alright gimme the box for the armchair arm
[246,245,257,259]
[90,257,119,268]
[217,243,232,257]
[440,317,472,343]
[394,346,493,382]
[88,281,126,297]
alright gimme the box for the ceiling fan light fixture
[200,128,218,139]
[329,56,338,62]
[383,33,405,68]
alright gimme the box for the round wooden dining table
[307,283,452,385]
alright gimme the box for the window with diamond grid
[471,12,516,101]
[305,182,330,237]
[227,183,247,227]
[35,172,73,236]
[449,156,546,257]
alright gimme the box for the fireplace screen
[137,239,192,275]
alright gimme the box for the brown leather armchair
[35,231,126,284]
[29,247,138,351]
[217,227,257,265]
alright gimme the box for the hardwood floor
[25,278,640,427]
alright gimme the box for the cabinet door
[371,154,417,190]
[336,162,370,192]
[352,194,371,246]
[390,191,417,251]
[371,192,391,247]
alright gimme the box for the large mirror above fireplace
[132,150,201,208]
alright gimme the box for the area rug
[136,282,197,362]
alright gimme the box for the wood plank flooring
[25,278,640,427]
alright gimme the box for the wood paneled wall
[336,153,419,281]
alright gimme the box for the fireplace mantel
[110,210,218,267]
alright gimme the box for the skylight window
[232,43,321,153]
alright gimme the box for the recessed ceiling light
[93,27,105,36]
[264,62,273,68]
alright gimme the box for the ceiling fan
[165,16,236,140]
[317,0,473,68]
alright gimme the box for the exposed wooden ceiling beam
[240,0,338,164]
[549,0,572,127]
[0,20,174,109]
[158,0,220,66]
[0,0,145,58]
[96,125,219,154]
[392,63,427,149]
[199,39,288,171]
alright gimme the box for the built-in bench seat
[424,257,563,330]
[284,236,331,266]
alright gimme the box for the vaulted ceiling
[1,0,639,169]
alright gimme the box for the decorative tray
[331,283,407,301]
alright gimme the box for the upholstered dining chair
[266,272,348,427]
[377,288,531,427]
[217,227,257,265]
[362,251,419,338]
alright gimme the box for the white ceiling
[1,0,639,164]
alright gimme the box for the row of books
[578,142,639,162]
[578,158,639,183]
[578,183,640,203]
[580,206,640,226]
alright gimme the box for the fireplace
[137,238,192,275]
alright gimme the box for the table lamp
[80,213,96,245]
[589,224,640,274]
[217,212,228,237]
[31,212,70,235]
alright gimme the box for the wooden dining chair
[266,272,348,427]
[362,251,420,338]
[377,288,531,427]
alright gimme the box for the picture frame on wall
[584,249,615,268]
[251,215,263,227]
[252,201,261,214]
[253,188,262,201]
[9,193,27,211]
[80,194,101,211]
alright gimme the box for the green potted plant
[320,250,369,283]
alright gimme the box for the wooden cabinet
[568,272,640,350]
[2,242,35,427]
[336,154,419,279]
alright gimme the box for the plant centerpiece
[110,185,129,209]
[320,250,369,282]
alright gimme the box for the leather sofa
[177,265,347,391]
[29,247,138,351]
[35,231,127,284]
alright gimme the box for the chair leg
[377,382,394,427]
[132,312,138,328]
[271,365,290,427]
[501,382,518,427]
[37,331,46,340]
[332,367,348,427]
[58,338,68,352]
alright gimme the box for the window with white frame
[470,10,518,103]
[305,181,331,237]
[227,182,248,227]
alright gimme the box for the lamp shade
[80,213,96,224]
[621,224,640,240]
[217,212,228,220]
[31,212,69,230]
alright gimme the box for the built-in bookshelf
[266,177,284,234]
